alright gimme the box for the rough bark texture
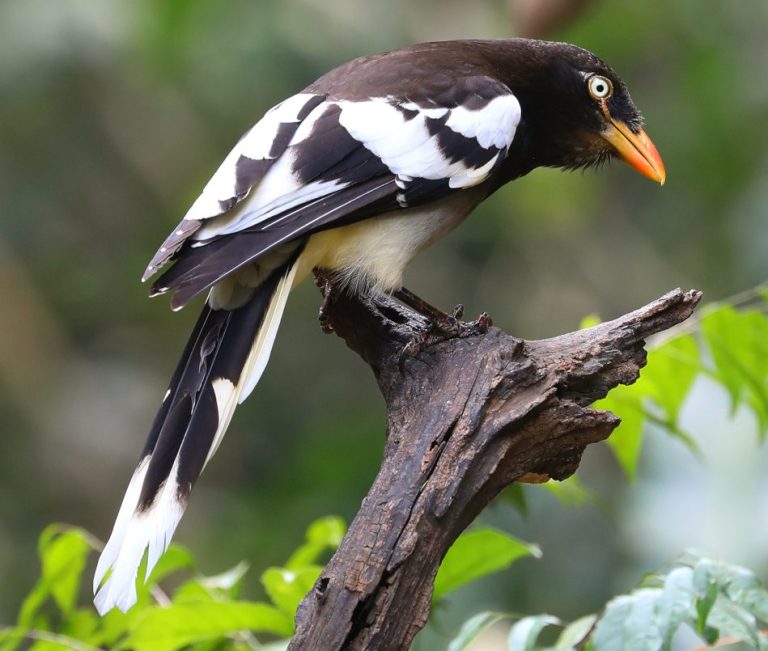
[289,287,701,651]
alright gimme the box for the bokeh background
[1,0,767,647]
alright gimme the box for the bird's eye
[587,75,613,100]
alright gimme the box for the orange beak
[601,119,666,185]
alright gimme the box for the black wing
[146,77,522,308]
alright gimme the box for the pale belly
[296,189,484,294]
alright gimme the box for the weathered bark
[289,287,701,651]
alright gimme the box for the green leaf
[170,562,250,606]
[694,580,719,644]
[306,516,345,547]
[146,545,195,586]
[643,335,700,426]
[689,554,768,648]
[600,386,645,479]
[721,567,768,622]
[447,612,509,651]
[589,589,664,651]
[259,641,291,651]
[90,606,137,648]
[706,596,761,649]
[579,314,602,329]
[60,609,99,643]
[507,614,560,651]
[24,630,100,651]
[0,627,24,651]
[261,565,322,619]
[28,638,76,651]
[541,475,595,507]
[170,578,217,605]
[655,566,696,647]
[18,526,92,626]
[433,528,539,601]
[701,306,768,438]
[596,328,702,474]
[581,555,768,651]
[500,484,528,517]
[285,516,345,571]
[199,561,250,597]
[693,558,768,624]
[125,602,293,651]
[701,306,749,407]
[44,527,91,613]
[550,554,768,651]
[552,615,596,651]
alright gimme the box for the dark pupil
[595,83,605,94]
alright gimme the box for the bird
[93,37,665,614]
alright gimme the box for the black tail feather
[137,256,295,511]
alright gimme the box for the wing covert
[145,76,521,304]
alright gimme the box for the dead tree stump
[289,287,701,651]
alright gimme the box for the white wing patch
[444,95,521,149]
[183,93,323,223]
[193,176,345,241]
[336,93,520,190]
[337,99,447,180]
[193,100,348,242]
[187,87,521,242]
[147,82,521,287]
[449,152,501,189]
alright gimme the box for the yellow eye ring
[588,75,613,100]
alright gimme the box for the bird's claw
[398,329,430,371]
[473,312,493,333]
[398,309,494,370]
[318,308,334,334]
[314,269,335,334]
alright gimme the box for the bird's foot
[472,311,494,333]
[313,268,337,334]
[395,288,493,364]
[445,305,493,334]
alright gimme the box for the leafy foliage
[1,519,534,650]
[450,553,768,650]
[5,297,768,649]
[589,295,768,478]
[433,528,540,601]
[4,299,768,649]
[443,294,768,648]
[0,519,338,651]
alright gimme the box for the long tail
[93,253,300,614]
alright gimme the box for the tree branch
[289,287,701,651]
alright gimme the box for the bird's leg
[395,287,493,336]
[395,287,494,364]
[393,287,460,336]
[313,268,337,334]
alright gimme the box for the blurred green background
[1,0,767,647]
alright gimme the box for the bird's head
[494,39,666,184]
